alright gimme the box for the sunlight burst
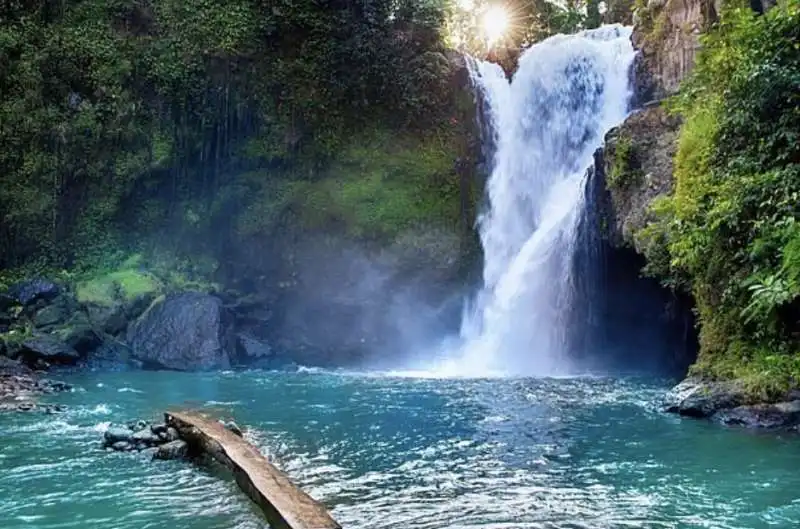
[482,5,510,46]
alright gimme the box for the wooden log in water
[165,411,341,529]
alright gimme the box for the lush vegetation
[0,0,619,292]
[0,0,474,276]
[607,133,643,190]
[642,1,800,398]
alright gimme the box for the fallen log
[166,410,341,529]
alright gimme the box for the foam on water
[1,370,799,529]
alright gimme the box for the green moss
[235,126,473,243]
[691,340,800,402]
[607,134,643,190]
[76,269,162,306]
[0,323,33,347]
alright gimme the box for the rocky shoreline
[664,377,800,432]
[0,276,308,376]
[0,356,72,413]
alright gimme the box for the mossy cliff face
[602,105,681,253]
[222,55,482,364]
[604,0,800,415]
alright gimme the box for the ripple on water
[1,372,800,529]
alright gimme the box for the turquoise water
[1,370,799,528]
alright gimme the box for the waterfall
[453,25,636,376]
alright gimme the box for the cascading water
[454,25,636,376]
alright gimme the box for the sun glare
[482,5,510,46]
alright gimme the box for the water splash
[455,26,636,377]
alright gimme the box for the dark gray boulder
[236,333,274,366]
[0,356,31,376]
[153,440,188,460]
[85,303,129,336]
[2,279,60,307]
[19,335,80,367]
[716,401,800,430]
[105,427,134,445]
[84,341,138,370]
[111,441,133,452]
[127,293,233,371]
[33,303,68,329]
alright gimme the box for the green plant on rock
[741,273,797,325]
[642,0,800,397]
[607,134,643,190]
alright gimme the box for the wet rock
[19,335,80,367]
[715,401,800,430]
[84,341,137,371]
[127,293,234,371]
[2,279,60,307]
[33,303,68,329]
[105,427,134,445]
[111,441,133,452]
[165,427,180,442]
[128,419,150,432]
[664,378,745,418]
[153,440,188,460]
[0,356,32,377]
[132,428,160,446]
[151,423,168,436]
[236,333,274,366]
[223,420,243,437]
[54,316,102,355]
[85,303,128,336]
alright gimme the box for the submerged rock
[153,440,188,460]
[127,293,234,371]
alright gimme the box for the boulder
[127,293,233,371]
[715,401,800,430]
[33,303,68,329]
[84,341,138,370]
[105,427,134,445]
[132,428,160,446]
[153,440,189,460]
[663,377,745,418]
[236,333,274,366]
[55,321,102,355]
[19,335,80,367]
[85,303,129,336]
[1,279,60,307]
[0,356,32,376]
[76,269,161,335]
[111,441,133,452]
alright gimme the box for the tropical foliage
[644,0,800,397]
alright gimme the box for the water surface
[1,371,798,528]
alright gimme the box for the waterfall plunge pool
[1,370,799,529]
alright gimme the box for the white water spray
[444,26,636,377]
